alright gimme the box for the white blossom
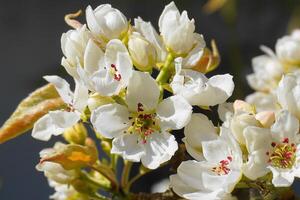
[61,26,91,79]
[276,29,300,65]
[247,46,283,92]
[159,2,199,55]
[91,71,192,169]
[171,58,234,106]
[170,128,243,200]
[243,110,300,186]
[77,39,132,96]
[277,71,300,119]
[32,76,88,141]
[86,4,128,41]
[128,32,157,71]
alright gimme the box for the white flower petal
[271,110,299,141]
[73,80,88,112]
[105,39,133,87]
[43,75,73,105]
[32,111,80,141]
[84,39,105,74]
[218,102,234,122]
[269,167,295,187]
[243,126,272,153]
[91,103,130,139]
[126,71,160,111]
[141,132,178,169]
[202,139,230,163]
[111,133,145,162]
[157,95,192,130]
[183,113,218,160]
[242,149,270,180]
[246,92,278,112]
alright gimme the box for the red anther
[142,139,147,144]
[114,73,122,81]
[266,152,269,156]
[227,156,233,162]
[283,138,289,143]
[271,142,276,147]
[220,160,229,165]
[111,64,117,70]
[291,143,295,147]
[284,152,293,159]
[137,103,144,112]
[143,114,152,119]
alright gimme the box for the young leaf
[0,84,66,144]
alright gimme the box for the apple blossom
[86,4,128,41]
[247,46,283,92]
[61,25,91,79]
[32,76,88,141]
[276,29,300,65]
[171,57,234,106]
[243,110,300,186]
[77,39,132,96]
[91,71,192,169]
[277,71,300,120]
[128,32,157,71]
[159,2,198,55]
[170,128,243,200]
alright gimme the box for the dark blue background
[0,0,299,199]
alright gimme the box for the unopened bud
[63,123,87,145]
[128,32,156,72]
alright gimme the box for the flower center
[109,64,121,81]
[266,138,296,169]
[126,103,160,144]
[212,156,232,176]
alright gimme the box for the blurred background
[0,0,300,199]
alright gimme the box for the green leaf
[0,84,66,144]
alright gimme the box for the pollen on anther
[271,142,276,147]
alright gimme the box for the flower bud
[87,93,115,112]
[159,2,197,55]
[86,4,128,41]
[63,123,87,145]
[230,113,261,145]
[275,29,300,65]
[128,32,157,71]
[61,25,90,71]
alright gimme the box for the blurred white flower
[170,128,243,200]
[243,110,300,186]
[246,92,279,112]
[247,46,283,92]
[128,32,157,71]
[91,71,192,169]
[159,2,199,55]
[276,29,300,65]
[86,4,128,41]
[277,71,300,120]
[77,39,132,96]
[171,58,234,106]
[61,25,91,78]
[32,76,88,141]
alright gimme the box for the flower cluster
[2,2,300,200]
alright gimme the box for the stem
[90,193,110,200]
[90,163,118,191]
[156,53,174,85]
[81,172,111,192]
[121,161,133,193]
